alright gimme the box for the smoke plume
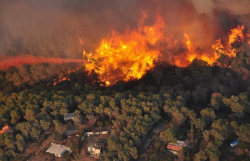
[0,0,249,59]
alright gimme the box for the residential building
[230,140,240,147]
[167,140,187,155]
[46,143,72,157]
[167,143,183,151]
[64,113,80,122]
[81,130,109,141]
[0,126,13,134]
[87,143,102,158]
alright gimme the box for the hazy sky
[0,0,249,58]
[192,0,250,14]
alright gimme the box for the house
[81,130,109,141]
[64,113,80,122]
[87,143,102,158]
[177,140,187,147]
[167,141,187,155]
[46,143,72,157]
[167,143,183,151]
[0,126,13,134]
[230,140,240,147]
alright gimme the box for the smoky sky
[0,0,249,58]
[192,0,250,15]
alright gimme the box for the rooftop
[46,143,72,157]
[88,143,102,149]
[230,140,240,147]
[64,113,76,119]
[167,143,183,151]
[0,126,13,134]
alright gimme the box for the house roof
[167,143,183,151]
[64,113,76,119]
[230,140,240,147]
[88,143,102,149]
[46,143,72,155]
[0,126,13,134]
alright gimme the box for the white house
[87,143,102,158]
[46,143,72,157]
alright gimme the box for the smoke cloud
[0,0,249,59]
[0,0,142,58]
[191,0,250,15]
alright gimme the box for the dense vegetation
[0,43,249,161]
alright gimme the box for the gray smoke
[0,0,249,58]
[0,0,142,58]
[191,0,250,15]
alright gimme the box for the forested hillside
[0,43,249,161]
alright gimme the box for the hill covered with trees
[0,43,249,161]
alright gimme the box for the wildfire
[212,25,245,59]
[174,25,245,67]
[82,13,247,86]
[229,25,245,45]
[52,70,73,86]
[83,16,164,86]
[172,33,219,67]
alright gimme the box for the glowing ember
[51,69,80,86]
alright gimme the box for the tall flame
[212,25,245,59]
[82,14,247,86]
[174,25,245,67]
[229,25,245,45]
[83,17,164,86]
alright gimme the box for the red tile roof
[0,126,13,134]
[167,143,182,151]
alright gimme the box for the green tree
[16,134,25,152]
[10,110,20,125]
[53,120,64,134]
[16,122,31,138]
[223,95,245,117]
[194,151,207,161]
[200,108,216,122]
[237,124,250,143]
[40,119,51,131]
[4,134,15,149]
[25,109,35,121]
[161,127,177,143]
[30,127,41,141]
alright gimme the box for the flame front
[83,17,164,86]
[174,25,245,67]
[229,25,245,45]
[82,14,247,86]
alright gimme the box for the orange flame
[175,25,245,67]
[229,25,245,45]
[51,68,81,86]
[83,17,164,86]
[82,14,247,86]
[176,25,245,67]
[212,25,245,59]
